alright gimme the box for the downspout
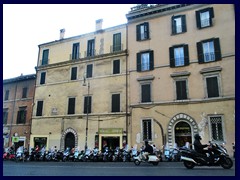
[125,24,129,144]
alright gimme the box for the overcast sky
[3,4,135,79]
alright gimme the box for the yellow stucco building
[30,21,129,151]
[126,4,235,153]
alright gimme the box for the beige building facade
[126,4,235,153]
[30,22,129,151]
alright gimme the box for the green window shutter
[182,15,187,32]
[169,47,175,67]
[149,50,154,70]
[137,53,141,72]
[214,38,222,61]
[184,44,189,66]
[196,10,201,29]
[197,42,204,63]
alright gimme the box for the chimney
[60,28,65,40]
[96,19,103,31]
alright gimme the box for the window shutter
[176,81,187,100]
[17,111,21,124]
[112,94,120,112]
[40,72,46,84]
[214,38,222,61]
[182,15,187,32]
[84,96,92,114]
[23,110,26,124]
[137,53,141,72]
[71,67,77,80]
[207,77,219,98]
[136,24,141,41]
[36,101,43,116]
[144,22,149,39]
[141,84,151,103]
[68,98,75,114]
[171,16,176,34]
[149,50,154,70]
[209,7,214,18]
[184,44,189,66]
[196,10,201,29]
[197,42,204,63]
[113,60,120,74]
[169,47,175,67]
[87,64,93,78]
[42,49,49,65]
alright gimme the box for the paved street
[3,160,235,176]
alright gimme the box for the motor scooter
[133,148,160,166]
[180,141,233,169]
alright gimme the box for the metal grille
[210,116,223,141]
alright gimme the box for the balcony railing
[204,52,215,62]
[84,49,96,58]
[110,44,123,53]
[69,53,81,60]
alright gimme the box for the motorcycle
[62,147,71,162]
[92,147,100,162]
[15,146,28,162]
[180,141,233,169]
[3,147,15,161]
[133,148,160,166]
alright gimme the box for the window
[3,109,8,124]
[112,33,121,52]
[209,116,224,141]
[36,101,43,116]
[22,87,28,98]
[17,107,26,124]
[4,90,9,101]
[71,67,77,80]
[197,38,221,63]
[172,15,187,34]
[169,45,189,67]
[196,7,214,29]
[40,72,46,85]
[136,22,149,41]
[112,94,120,112]
[68,97,75,114]
[42,49,49,65]
[86,64,93,78]
[87,39,95,57]
[84,96,92,114]
[113,59,120,74]
[206,76,220,98]
[141,84,151,103]
[137,50,154,72]
[72,43,80,60]
[176,80,188,100]
[142,119,152,141]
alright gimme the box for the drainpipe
[125,24,129,144]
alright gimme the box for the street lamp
[82,74,90,151]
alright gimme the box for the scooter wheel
[183,161,195,169]
[152,162,159,166]
[134,159,141,166]
[220,157,233,169]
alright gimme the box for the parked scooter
[133,148,160,166]
[15,146,28,162]
[3,147,15,161]
[180,141,233,169]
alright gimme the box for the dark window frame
[113,59,120,74]
[4,90,9,101]
[42,49,49,65]
[169,44,189,67]
[36,101,43,116]
[175,80,188,100]
[113,33,121,52]
[196,7,214,29]
[142,119,152,141]
[71,67,78,80]
[111,94,120,112]
[40,72,46,85]
[84,96,92,114]
[22,87,28,98]
[86,64,93,78]
[87,39,95,57]
[17,107,27,124]
[137,50,154,72]
[206,76,220,98]
[172,15,187,35]
[68,97,76,115]
[136,22,150,41]
[197,38,221,63]
[72,43,80,60]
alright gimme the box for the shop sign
[99,128,123,134]
[12,136,19,143]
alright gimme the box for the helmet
[144,140,149,145]
[194,134,202,140]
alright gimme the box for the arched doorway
[174,121,192,147]
[65,132,75,150]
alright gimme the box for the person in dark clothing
[142,140,153,160]
[193,134,213,162]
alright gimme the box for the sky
[3,4,135,79]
